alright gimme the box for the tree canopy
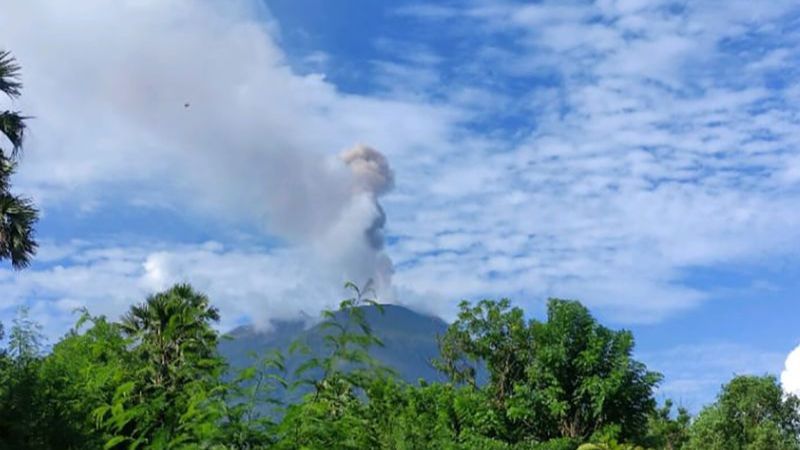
[1,286,797,449]
[435,299,661,445]
[685,375,800,450]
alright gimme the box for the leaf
[103,435,129,449]
[236,366,257,382]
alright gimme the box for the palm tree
[120,284,221,389]
[0,50,37,269]
[97,285,223,446]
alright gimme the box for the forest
[0,282,798,449]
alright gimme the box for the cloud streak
[389,0,800,321]
[0,0,453,308]
[0,240,368,338]
[0,0,799,331]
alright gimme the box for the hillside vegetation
[1,283,798,449]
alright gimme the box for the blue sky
[1,0,800,409]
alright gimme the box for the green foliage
[0,307,47,449]
[643,399,690,450]
[0,51,22,99]
[218,349,288,448]
[94,284,228,449]
[35,312,131,449]
[435,299,528,395]
[517,300,661,442]
[14,285,800,450]
[368,380,498,449]
[275,281,395,448]
[7,306,42,361]
[436,298,661,445]
[292,281,393,392]
[0,49,37,269]
[684,375,800,450]
[578,441,646,450]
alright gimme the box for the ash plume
[341,145,395,197]
[0,0,401,321]
[253,144,396,299]
[324,145,395,294]
[341,145,394,250]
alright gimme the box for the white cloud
[0,0,459,315]
[1,0,799,332]
[782,345,800,396]
[1,0,465,208]
[0,241,378,340]
[385,0,800,323]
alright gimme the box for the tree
[644,399,690,450]
[685,375,800,450]
[36,312,131,449]
[95,284,227,449]
[218,349,288,448]
[435,299,528,400]
[7,306,42,361]
[434,298,530,441]
[119,283,221,391]
[512,300,661,442]
[0,50,37,269]
[276,282,393,449]
[0,308,46,449]
[437,298,661,445]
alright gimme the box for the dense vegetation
[0,283,798,449]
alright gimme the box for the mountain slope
[218,304,450,386]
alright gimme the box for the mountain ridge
[218,304,450,386]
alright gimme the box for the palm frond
[0,50,22,98]
[0,192,38,269]
[0,111,26,157]
[0,157,13,193]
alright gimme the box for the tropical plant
[94,284,227,449]
[219,349,288,448]
[7,306,42,362]
[510,300,661,443]
[684,375,800,450]
[3,285,788,450]
[578,440,647,450]
[291,281,393,395]
[0,307,46,449]
[36,311,131,449]
[276,281,394,448]
[437,298,661,445]
[0,50,37,269]
[644,399,690,450]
